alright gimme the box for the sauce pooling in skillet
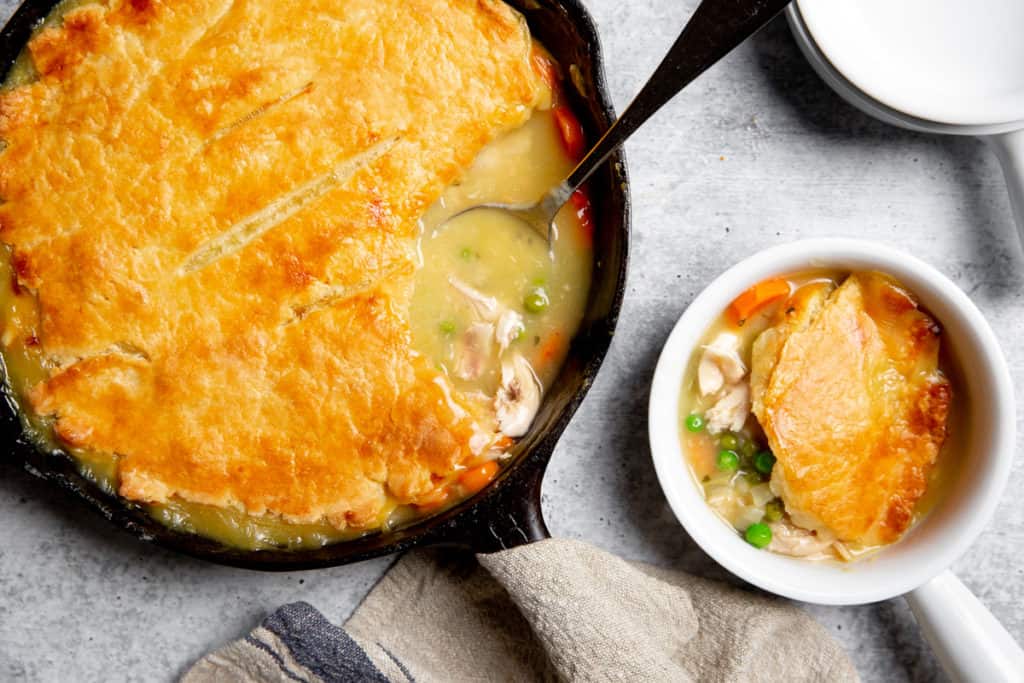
[412,109,593,398]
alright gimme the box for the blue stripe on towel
[376,642,416,683]
[263,602,391,683]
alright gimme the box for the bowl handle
[984,130,1024,252]
[905,569,1024,682]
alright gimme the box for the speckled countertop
[2,1,1022,681]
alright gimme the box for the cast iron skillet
[0,0,630,569]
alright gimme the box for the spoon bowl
[443,189,572,248]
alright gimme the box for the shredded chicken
[454,322,495,380]
[448,276,540,437]
[833,541,853,562]
[448,276,500,321]
[494,353,541,437]
[495,309,525,354]
[767,520,837,560]
[698,332,746,397]
[697,332,750,434]
[705,382,750,434]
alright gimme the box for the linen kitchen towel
[182,538,858,682]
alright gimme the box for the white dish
[648,239,1022,679]
[786,3,1024,255]
[796,0,1024,127]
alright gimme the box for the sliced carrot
[537,331,564,365]
[458,461,499,495]
[531,48,559,91]
[727,278,791,326]
[553,105,585,161]
[569,188,594,245]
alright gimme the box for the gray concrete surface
[2,1,1022,681]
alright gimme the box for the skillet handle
[425,452,551,553]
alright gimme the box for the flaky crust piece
[751,273,951,546]
[0,0,544,529]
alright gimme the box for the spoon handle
[556,0,791,202]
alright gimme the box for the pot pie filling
[679,271,959,561]
[0,0,594,549]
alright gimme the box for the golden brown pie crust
[0,0,546,529]
[751,273,951,546]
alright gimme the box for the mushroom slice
[448,276,499,321]
[495,309,525,354]
[495,353,541,437]
[454,322,495,381]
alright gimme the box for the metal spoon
[442,0,792,244]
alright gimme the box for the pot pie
[0,0,595,548]
[678,270,956,561]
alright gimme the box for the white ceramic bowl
[794,0,1024,127]
[784,4,1024,257]
[648,238,1015,606]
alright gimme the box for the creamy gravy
[412,109,592,396]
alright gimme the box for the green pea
[716,449,739,472]
[739,439,758,458]
[439,320,456,335]
[745,522,772,549]
[763,499,784,523]
[753,451,776,476]
[523,288,550,314]
[718,433,739,451]
[685,413,705,433]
